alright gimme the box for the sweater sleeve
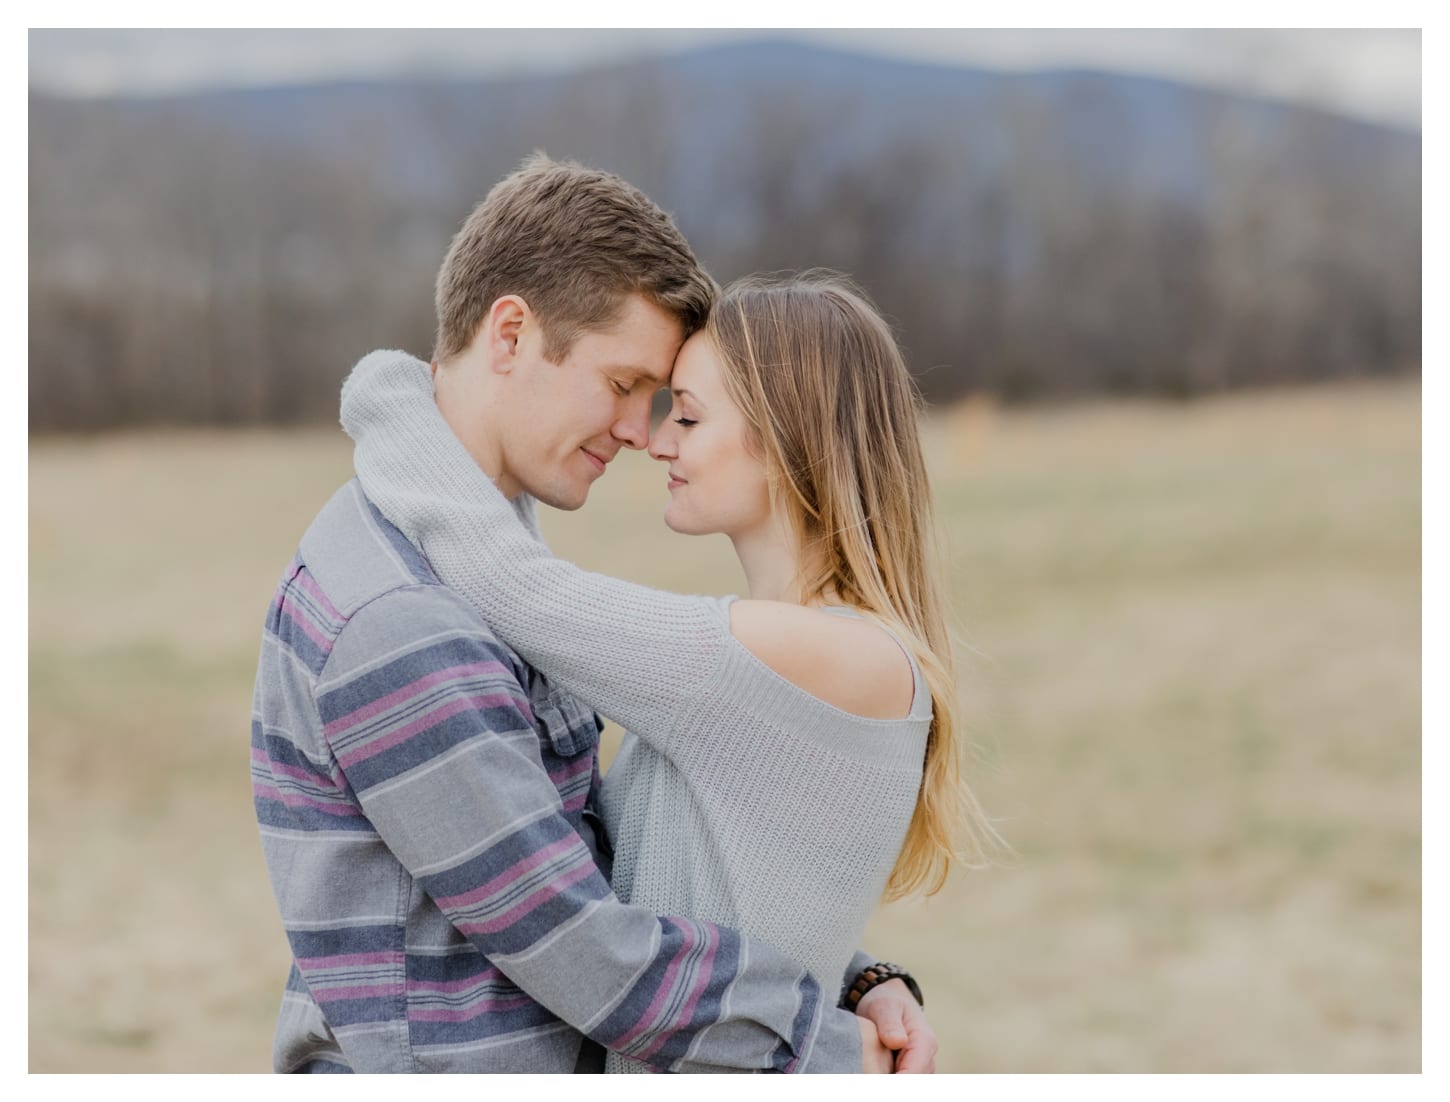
[340,350,731,743]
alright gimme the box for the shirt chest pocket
[530,681,600,759]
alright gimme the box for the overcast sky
[28,28,1421,130]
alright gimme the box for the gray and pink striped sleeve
[314,586,861,1073]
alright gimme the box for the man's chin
[529,481,591,512]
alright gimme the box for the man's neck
[432,360,524,500]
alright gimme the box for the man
[251,154,938,1073]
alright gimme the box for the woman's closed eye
[673,417,698,427]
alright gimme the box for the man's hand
[856,978,938,1073]
[858,1016,894,1073]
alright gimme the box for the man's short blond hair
[434,154,717,363]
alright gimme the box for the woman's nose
[648,422,676,461]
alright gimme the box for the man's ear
[481,295,530,374]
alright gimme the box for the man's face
[500,294,684,510]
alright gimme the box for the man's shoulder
[297,479,441,613]
[269,480,526,682]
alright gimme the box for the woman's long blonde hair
[706,271,997,899]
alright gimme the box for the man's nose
[613,397,651,451]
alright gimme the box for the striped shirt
[250,480,861,1073]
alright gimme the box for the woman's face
[648,332,773,538]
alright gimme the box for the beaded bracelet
[843,961,925,1010]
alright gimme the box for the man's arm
[317,586,863,1073]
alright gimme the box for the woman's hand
[858,1017,895,1073]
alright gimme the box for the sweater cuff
[798,1006,862,1073]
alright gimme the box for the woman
[342,272,994,1072]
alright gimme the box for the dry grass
[28,378,1420,1071]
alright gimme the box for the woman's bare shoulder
[728,600,915,720]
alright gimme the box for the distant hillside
[30,41,1421,429]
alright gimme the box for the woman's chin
[662,506,709,537]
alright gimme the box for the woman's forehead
[672,332,720,390]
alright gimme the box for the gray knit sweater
[341,350,931,1071]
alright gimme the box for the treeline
[29,43,1421,430]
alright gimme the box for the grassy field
[28,378,1421,1072]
